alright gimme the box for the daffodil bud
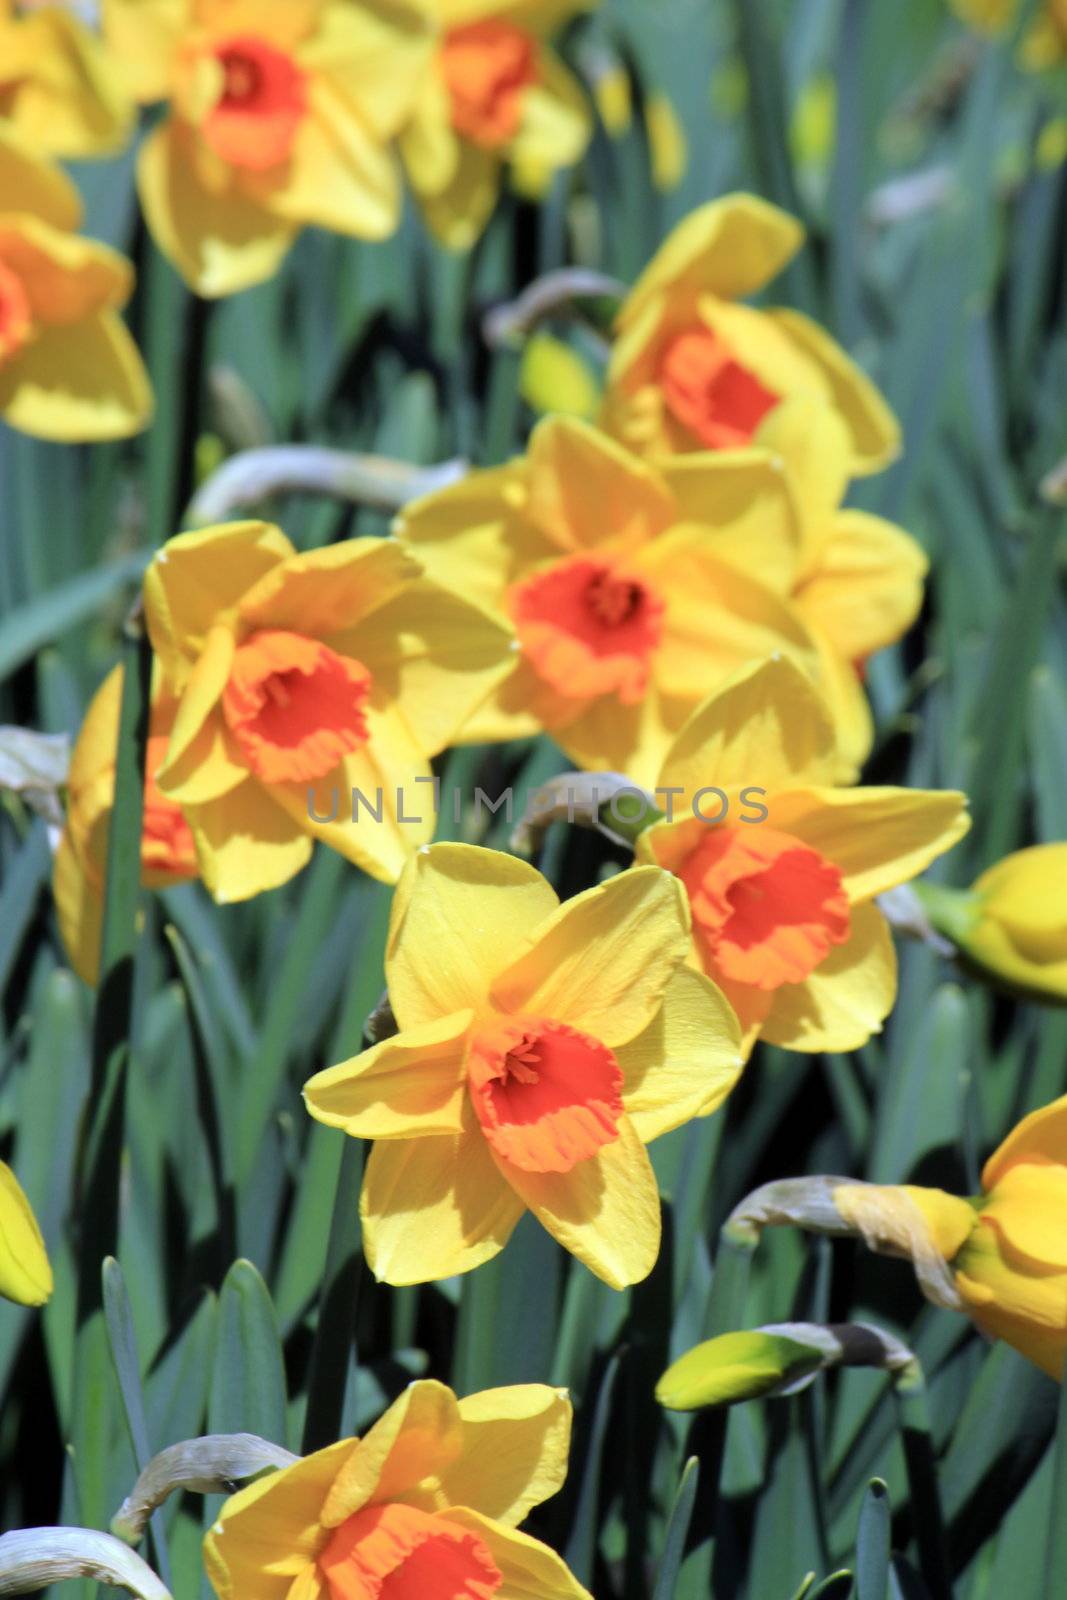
[519,335,601,421]
[0,1162,52,1308]
[916,845,1067,1003]
[657,1322,915,1411]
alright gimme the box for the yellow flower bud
[918,845,1067,1003]
[0,1162,52,1308]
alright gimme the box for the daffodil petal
[398,76,460,196]
[981,1164,1067,1268]
[303,1011,473,1140]
[256,73,402,239]
[325,1378,572,1529]
[386,842,559,1030]
[445,1508,594,1600]
[204,1439,357,1600]
[270,702,433,885]
[4,7,133,158]
[618,192,804,323]
[197,0,323,45]
[143,520,293,683]
[767,785,971,903]
[101,0,185,103]
[0,213,132,324]
[491,865,690,1048]
[638,530,820,703]
[755,396,852,540]
[336,578,514,757]
[494,1113,661,1289]
[360,1118,524,1286]
[655,654,841,797]
[138,120,296,298]
[510,51,591,171]
[766,308,901,475]
[549,682,691,792]
[53,825,103,987]
[238,538,421,638]
[437,1386,572,1526]
[159,627,235,783]
[983,1092,1067,1190]
[759,901,897,1052]
[657,449,802,595]
[300,0,436,140]
[616,964,743,1140]
[808,629,872,779]
[0,1162,52,1307]
[413,137,501,251]
[394,462,548,615]
[439,0,593,33]
[184,778,313,902]
[0,123,81,228]
[795,510,928,661]
[524,415,675,551]
[320,1379,464,1528]
[155,709,248,805]
[0,312,151,443]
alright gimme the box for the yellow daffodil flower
[53,665,200,986]
[103,0,436,296]
[0,125,151,440]
[400,0,596,251]
[917,842,1067,1003]
[0,1161,52,1307]
[0,0,132,158]
[142,521,513,900]
[634,656,969,1056]
[600,192,901,473]
[304,843,742,1287]
[395,414,826,787]
[205,1379,592,1600]
[752,1094,1067,1381]
[950,0,1067,70]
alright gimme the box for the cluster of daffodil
[1,0,601,323]
[0,15,1063,1587]
[39,189,1064,1348]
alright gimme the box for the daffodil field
[2,1,1067,1598]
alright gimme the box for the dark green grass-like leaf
[208,1260,287,1447]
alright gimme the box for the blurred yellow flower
[601,193,901,472]
[519,330,599,417]
[950,0,1067,69]
[399,0,596,250]
[396,415,826,787]
[103,0,436,295]
[0,1161,52,1307]
[304,843,742,1287]
[53,665,199,986]
[644,93,687,191]
[142,521,512,900]
[755,398,928,770]
[205,1379,591,1600]
[0,0,132,158]
[918,842,1067,1002]
[0,126,151,440]
[636,656,969,1056]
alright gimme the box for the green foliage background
[1,1,1066,1596]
